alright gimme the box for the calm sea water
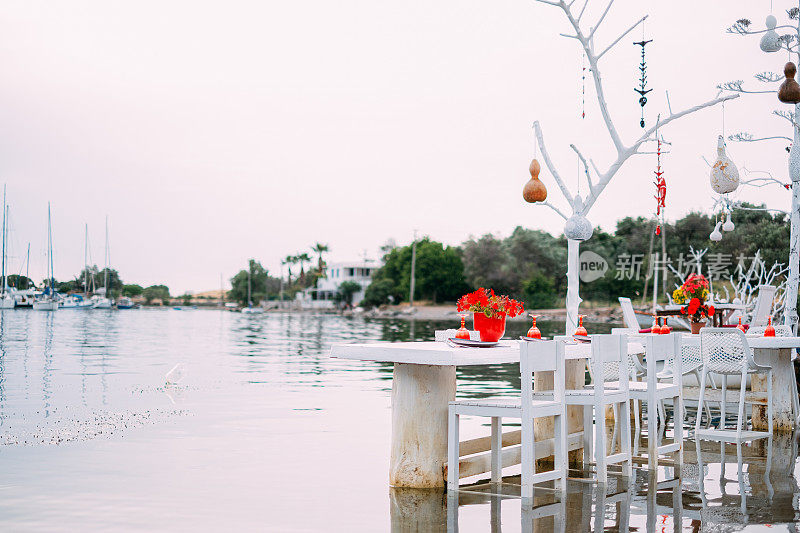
[0,309,797,531]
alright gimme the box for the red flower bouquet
[457,288,524,342]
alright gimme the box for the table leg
[390,362,456,488]
[534,359,585,466]
[752,348,794,432]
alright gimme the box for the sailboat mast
[84,224,89,297]
[104,216,109,293]
[2,185,6,294]
[48,203,54,291]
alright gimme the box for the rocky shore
[351,303,625,324]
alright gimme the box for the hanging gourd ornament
[760,15,782,53]
[710,135,740,194]
[779,62,800,103]
[564,196,594,241]
[710,221,723,242]
[523,158,548,203]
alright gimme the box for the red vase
[473,312,506,342]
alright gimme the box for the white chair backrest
[644,333,682,387]
[618,297,640,331]
[750,285,776,327]
[434,329,480,342]
[700,327,754,375]
[748,324,793,337]
[590,334,630,395]
[520,339,566,406]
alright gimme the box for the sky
[0,0,795,294]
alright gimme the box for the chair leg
[633,398,641,456]
[447,408,460,490]
[555,410,568,494]
[611,404,620,453]
[596,404,608,484]
[647,393,658,472]
[583,405,593,466]
[491,417,502,483]
[521,412,534,500]
[721,375,728,430]
[620,400,632,477]
[674,392,684,473]
[657,400,666,427]
[447,490,459,533]
[695,369,708,435]
[693,369,713,426]
[767,369,774,436]
[737,371,747,440]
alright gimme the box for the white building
[296,261,378,309]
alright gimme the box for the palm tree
[284,255,296,285]
[311,243,329,275]
[296,252,311,280]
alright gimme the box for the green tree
[362,278,401,307]
[296,252,311,280]
[230,259,281,305]
[365,238,470,305]
[521,272,558,309]
[122,284,144,297]
[143,284,170,305]
[337,281,361,306]
[311,243,329,274]
[6,274,32,290]
[181,293,193,306]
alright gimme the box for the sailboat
[0,186,15,309]
[33,203,58,311]
[241,267,263,314]
[62,224,93,309]
[91,217,112,309]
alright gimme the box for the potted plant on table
[672,274,715,334]
[456,288,524,342]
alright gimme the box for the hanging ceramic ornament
[778,62,800,103]
[722,212,735,232]
[709,136,740,194]
[523,158,548,203]
[564,196,593,241]
[760,15,782,52]
[633,39,653,128]
[710,221,723,242]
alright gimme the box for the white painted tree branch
[597,16,648,59]
[533,121,575,205]
[536,201,569,220]
[587,0,614,42]
[570,144,596,195]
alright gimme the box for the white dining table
[680,334,800,436]
[330,339,642,488]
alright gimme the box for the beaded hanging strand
[653,128,666,235]
[634,23,653,128]
[581,51,586,120]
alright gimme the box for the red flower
[708,305,715,316]
[688,298,700,314]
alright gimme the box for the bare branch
[532,0,561,5]
[533,121,575,206]
[570,144,596,195]
[587,0,614,42]
[726,18,752,34]
[597,15,648,59]
[773,109,797,126]
[576,0,588,22]
[536,201,569,220]
[558,33,581,40]
[755,71,782,83]
[728,132,792,142]
[718,80,777,94]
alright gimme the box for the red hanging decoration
[653,137,666,235]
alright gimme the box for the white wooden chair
[447,339,569,499]
[615,333,684,472]
[749,285,776,328]
[695,328,773,441]
[561,333,633,484]
[618,297,644,331]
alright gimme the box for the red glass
[526,314,541,339]
[660,318,671,334]
[473,312,506,342]
[455,313,471,340]
[736,317,746,332]
[651,317,662,335]
[764,315,776,337]
[575,315,588,336]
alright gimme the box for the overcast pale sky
[0,0,794,294]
